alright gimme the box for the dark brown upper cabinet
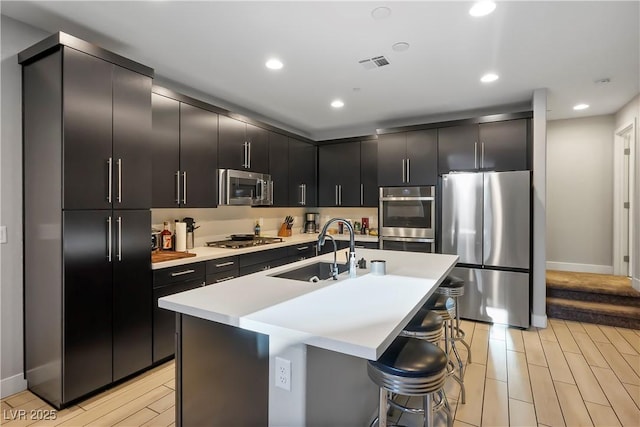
[268,131,289,207]
[438,119,529,173]
[378,130,438,186]
[151,93,218,208]
[288,138,317,207]
[218,115,269,173]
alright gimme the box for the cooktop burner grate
[205,237,284,249]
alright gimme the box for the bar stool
[436,276,472,367]
[368,336,451,427]
[400,308,444,344]
[423,293,466,404]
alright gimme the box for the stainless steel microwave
[218,169,273,206]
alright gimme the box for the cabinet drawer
[206,256,239,275]
[206,271,239,285]
[153,262,206,287]
[355,241,379,249]
[239,257,290,276]
[287,243,316,261]
[239,247,288,268]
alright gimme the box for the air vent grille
[359,55,390,70]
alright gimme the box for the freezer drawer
[454,267,530,328]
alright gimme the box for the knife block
[277,223,292,237]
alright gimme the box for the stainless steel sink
[270,262,349,282]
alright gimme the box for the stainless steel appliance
[218,169,273,206]
[441,171,531,328]
[304,212,319,233]
[206,236,283,249]
[379,186,435,252]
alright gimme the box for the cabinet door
[318,144,344,206]
[112,210,152,381]
[377,133,406,187]
[63,210,113,402]
[406,130,438,185]
[289,138,317,207]
[479,119,528,171]
[153,279,204,362]
[218,115,247,170]
[437,124,478,174]
[360,139,378,206]
[180,104,218,208]
[62,48,113,210]
[151,94,180,207]
[113,67,152,209]
[246,124,269,172]
[268,132,289,207]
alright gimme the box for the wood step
[546,270,639,298]
[546,297,640,329]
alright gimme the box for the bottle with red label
[161,221,172,250]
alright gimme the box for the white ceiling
[2,1,638,141]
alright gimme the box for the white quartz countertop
[151,232,379,269]
[158,249,458,360]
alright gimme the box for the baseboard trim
[531,313,548,328]
[633,277,640,292]
[0,373,27,399]
[546,262,613,275]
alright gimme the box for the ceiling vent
[359,56,390,70]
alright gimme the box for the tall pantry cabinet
[20,33,154,408]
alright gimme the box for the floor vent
[359,55,390,70]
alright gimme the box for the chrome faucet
[323,235,339,280]
[317,218,357,279]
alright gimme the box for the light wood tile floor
[2,320,639,426]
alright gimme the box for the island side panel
[176,314,269,426]
[306,346,379,426]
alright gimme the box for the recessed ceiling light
[392,42,410,52]
[265,59,283,70]
[573,103,590,111]
[331,100,344,108]
[469,1,496,17]
[371,6,391,20]
[480,73,499,83]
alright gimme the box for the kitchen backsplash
[152,206,378,247]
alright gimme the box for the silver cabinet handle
[361,183,364,206]
[175,170,181,204]
[406,158,410,183]
[171,269,195,277]
[107,158,113,203]
[296,246,309,251]
[117,216,122,261]
[182,171,187,204]
[481,142,485,168]
[107,216,112,262]
[117,158,122,203]
[300,183,306,205]
[248,141,251,169]
[335,185,339,205]
[215,261,235,268]
[474,142,478,169]
[402,159,406,183]
[215,276,235,283]
[339,185,342,205]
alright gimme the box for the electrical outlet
[275,357,291,391]
[0,226,6,244]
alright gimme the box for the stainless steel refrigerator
[441,171,531,328]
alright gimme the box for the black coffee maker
[304,213,318,233]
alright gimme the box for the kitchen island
[159,248,458,426]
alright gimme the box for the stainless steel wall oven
[379,186,436,252]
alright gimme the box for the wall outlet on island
[275,357,291,391]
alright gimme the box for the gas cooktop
[206,237,283,249]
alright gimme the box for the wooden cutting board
[152,251,197,263]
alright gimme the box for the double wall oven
[379,186,436,253]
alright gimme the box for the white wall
[615,94,640,290]
[0,16,49,397]
[546,115,615,273]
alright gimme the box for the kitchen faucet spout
[317,218,357,279]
